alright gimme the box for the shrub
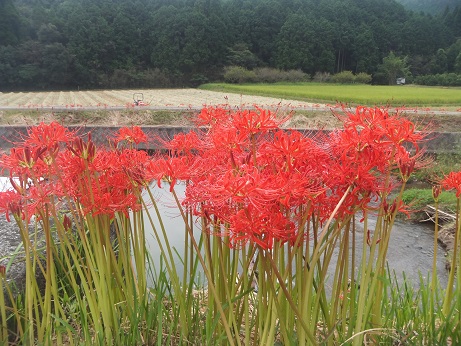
[414,73,461,86]
[330,71,372,84]
[252,67,281,83]
[355,72,372,84]
[223,66,256,83]
[312,71,331,82]
[331,70,355,83]
[282,68,309,82]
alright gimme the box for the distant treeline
[0,0,461,90]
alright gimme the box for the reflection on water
[141,182,206,288]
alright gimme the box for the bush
[414,73,461,86]
[252,67,281,83]
[312,72,331,82]
[355,72,372,84]
[282,69,309,82]
[330,71,372,84]
[331,70,355,83]
[223,66,257,83]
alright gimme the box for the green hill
[396,0,461,13]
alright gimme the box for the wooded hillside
[0,0,460,90]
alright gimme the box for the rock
[438,221,455,253]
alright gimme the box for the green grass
[402,188,457,212]
[200,82,461,107]
[413,153,461,183]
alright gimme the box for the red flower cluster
[441,171,461,197]
[114,126,148,145]
[0,124,152,221]
[163,106,426,249]
[0,106,427,250]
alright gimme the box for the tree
[376,51,411,85]
[455,52,461,73]
[226,43,261,69]
[351,24,380,74]
[0,0,21,45]
[431,48,448,74]
[275,14,335,74]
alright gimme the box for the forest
[0,0,461,90]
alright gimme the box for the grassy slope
[200,83,461,107]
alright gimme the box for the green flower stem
[52,213,101,342]
[431,198,439,293]
[0,269,7,344]
[263,249,317,344]
[330,221,350,338]
[87,215,116,342]
[354,210,373,345]
[347,218,357,341]
[170,188,236,345]
[15,215,35,345]
[142,188,189,338]
[302,187,352,340]
[443,197,460,315]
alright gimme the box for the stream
[0,178,448,289]
[145,183,448,289]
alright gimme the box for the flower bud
[432,185,442,201]
[63,215,72,231]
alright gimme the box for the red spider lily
[23,121,76,149]
[441,171,461,197]
[337,106,388,129]
[381,199,412,220]
[68,135,96,161]
[195,106,230,127]
[231,108,280,137]
[78,185,140,218]
[17,183,57,221]
[163,131,202,156]
[146,156,199,191]
[57,150,144,218]
[259,130,328,174]
[2,146,46,170]
[0,190,24,222]
[50,146,148,219]
[114,126,148,145]
[207,126,248,156]
[118,149,151,187]
[228,204,295,249]
[0,147,50,181]
[336,106,426,159]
